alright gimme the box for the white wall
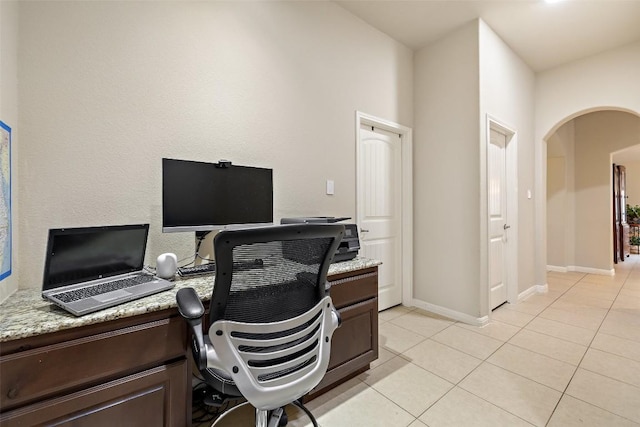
[17,1,413,289]
[0,1,19,303]
[413,21,481,319]
[546,121,576,269]
[478,20,535,309]
[535,40,640,283]
[546,156,566,267]
[536,41,640,140]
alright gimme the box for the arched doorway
[544,109,640,274]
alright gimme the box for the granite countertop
[0,257,381,343]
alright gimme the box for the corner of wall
[0,0,19,301]
[413,19,482,318]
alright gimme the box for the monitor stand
[194,231,216,265]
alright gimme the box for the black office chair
[176,224,344,427]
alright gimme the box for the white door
[488,128,509,310]
[357,125,402,311]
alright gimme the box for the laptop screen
[42,224,150,292]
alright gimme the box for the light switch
[527,189,532,199]
[326,180,334,195]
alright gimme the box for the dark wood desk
[0,262,378,426]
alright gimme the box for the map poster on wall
[0,121,11,282]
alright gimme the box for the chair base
[211,401,252,427]
[210,400,318,427]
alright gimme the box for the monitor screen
[162,158,273,232]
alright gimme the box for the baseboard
[547,264,614,276]
[411,298,488,326]
[537,283,549,294]
[518,285,539,301]
[568,265,615,276]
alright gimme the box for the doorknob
[361,229,370,233]
[503,224,511,230]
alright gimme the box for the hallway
[299,255,640,426]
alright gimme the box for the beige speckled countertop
[0,257,381,343]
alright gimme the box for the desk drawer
[328,268,377,309]
[0,360,188,427]
[0,316,187,411]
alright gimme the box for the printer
[280,217,360,263]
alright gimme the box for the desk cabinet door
[307,296,378,399]
[0,360,188,427]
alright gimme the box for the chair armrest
[176,287,207,371]
[176,287,205,319]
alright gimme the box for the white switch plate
[527,189,532,199]
[326,180,334,195]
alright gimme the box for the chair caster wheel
[279,410,288,426]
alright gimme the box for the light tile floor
[202,254,640,426]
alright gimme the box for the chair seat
[202,367,242,397]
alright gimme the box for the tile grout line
[418,323,536,425]
[374,263,640,426]
[387,281,572,426]
[543,267,636,426]
[379,320,535,425]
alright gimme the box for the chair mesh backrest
[208,224,343,327]
[205,225,344,409]
[223,238,332,323]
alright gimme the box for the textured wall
[413,21,481,318]
[546,121,576,270]
[17,1,413,289]
[546,156,567,267]
[0,1,19,302]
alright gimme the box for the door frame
[484,115,518,314]
[355,111,413,307]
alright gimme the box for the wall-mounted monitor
[162,158,273,233]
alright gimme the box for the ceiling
[335,0,640,72]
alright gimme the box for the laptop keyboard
[52,275,155,303]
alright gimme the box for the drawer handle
[7,388,18,399]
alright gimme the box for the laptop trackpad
[93,289,131,303]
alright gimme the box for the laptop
[42,224,175,316]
